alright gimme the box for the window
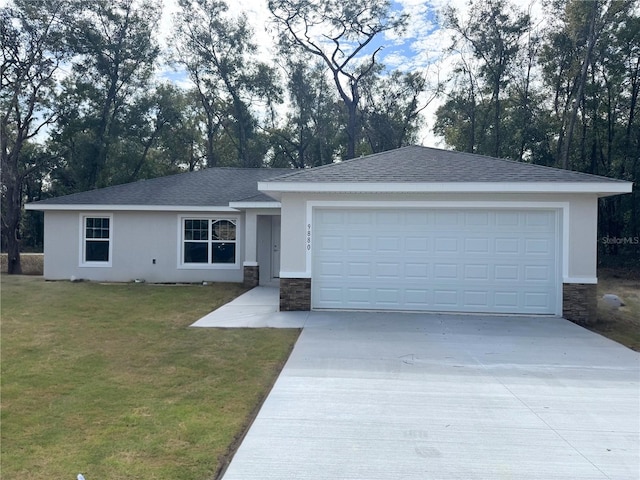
[82,216,111,265]
[182,218,237,266]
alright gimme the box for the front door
[271,216,281,279]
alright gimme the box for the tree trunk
[205,114,218,168]
[1,111,23,274]
[561,0,599,170]
[494,88,501,158]
[625,57,639,236]
[467,69,476,153]
[2,175,23,275]
[346,101,357,159]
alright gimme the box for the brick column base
[243,265,259,288]
[280,278,311,311]
[563,283,597,326]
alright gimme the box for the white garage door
[312,208,559,314]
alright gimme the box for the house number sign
[306,223,312,251]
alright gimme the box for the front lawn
[0,276,299,480]
[592,268,640,351]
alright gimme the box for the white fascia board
[25,204,240,212]
[564,276,598,284]
[258,181,633,195]
[255,183,282,200]
[228,201,281,209]
[280,271,311,279]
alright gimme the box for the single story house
[26,145,633,324]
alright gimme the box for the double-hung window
[81,215,112,265]
[182,218,237,266]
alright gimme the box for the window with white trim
[82,216,111,264]
[182,218,237,265]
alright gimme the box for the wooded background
[2,0,638,273]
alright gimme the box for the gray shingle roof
[29,146,630,209]
[266,145,627,184]
[31,168,290,206]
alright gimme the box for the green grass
[0,276,300,480]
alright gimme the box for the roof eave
[257,181,633,196]
[228,201,281,209]
[24,204,240,212]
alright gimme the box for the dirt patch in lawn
[590,268,640,351]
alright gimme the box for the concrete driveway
[221,312,639,480]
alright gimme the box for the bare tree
[268,0,407,159]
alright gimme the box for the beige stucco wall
[40,192,600,285]
[278,191,600,283]
[43,210,246,283]
[565,195,598,280]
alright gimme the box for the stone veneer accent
[563,283,597,326]
[243,265,259,289]
[280,278,311,311]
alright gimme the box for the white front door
[271,216,281,279]
[312,208,560,314]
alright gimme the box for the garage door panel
[494,291,520,308]
[526,211,554,227]
[317,261,343,277]
[377,211,402,225]
[495,264,520,281]
[465,237,490,253]
[405,211,430,225]
[405,262,429,280]
[375,262,400,279]
[347,236,372,251]
[405,237,429,253]
[495,237,521,254]
[525,238,552,255]
[348,211,373,224]
[317,210,345,225]
[347,262,371,278]
[524,265,552,281]
[464,290,490,307]
[495,211,520,226]
[347,288,370,304]
[316,286,342,304]
[465,211,490,225]
[405,289,430,305]
[318,235,343,251]
[375,288,401,305]
[377,236,401,251]
[435,211,459,225]
[435,237,458,253]
[434,263,458,279]
[312,208,559,314]
[433,290,458,306]
[464,264,489,280]
[524,291,553,310]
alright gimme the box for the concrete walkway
[220,311,640,480]
[190,286,309,328]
